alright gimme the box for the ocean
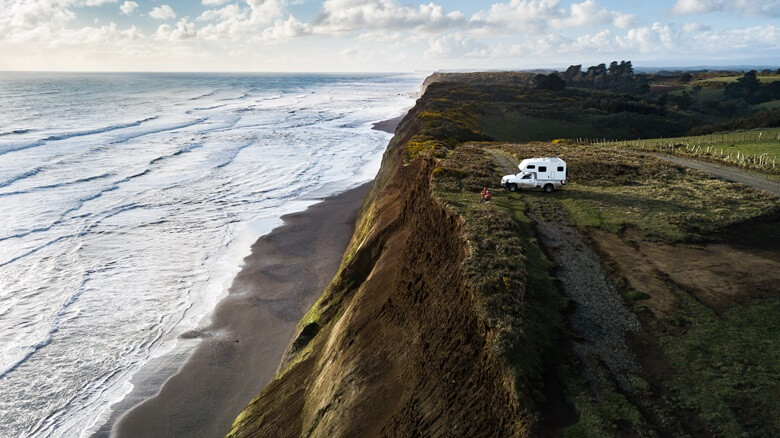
[0,72,421,437]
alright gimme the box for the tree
[609,61,620,75]
[724,70,761,101]
[563,64,582,79]
[671,91,693,110]
[535,73,566,90]
[586,63,607,77]
[622,61,634,76]
[680,72,693,83]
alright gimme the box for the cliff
[228,74,780,437]
[227,81,535,437]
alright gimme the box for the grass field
[693,75,780,84]
[433,141,778,435]
[753,99,780,110]
[599,128,780,175]
[494,143,776,242]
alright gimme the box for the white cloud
[155,18,197,40]
[470,0,638,33]
[610,12,637,29]
[316,0,465,33]
[80,0,118,6]
[672,0,780,17]
[340,47,358,57]
[197,4,246,22]
[261,16,312,40]
[196,0,300,41]
[551,0,612,27]
[149,5,176,21]
[120,1,138,16]
[425,33,490,58]
[469,0,558,32]
[246,0,287,25]
[0,0,778,71]
[682,22,711,32]
[695,24,779,49]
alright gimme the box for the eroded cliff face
[228,88,529,438]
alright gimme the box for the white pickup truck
[501,157,567,193]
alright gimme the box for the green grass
[670,86,723,102]
[753,99,780,110]
[661,292,780,436]
[492,141,779,434]
[432,146,575,422]
[693,75,780,84]
[481,113,601,142]
[496,142,777,242]
[601,128,780,176]
[433,145,663,435]
[563,377,646,437]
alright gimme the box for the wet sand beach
[107,184,369,437]
[99,118,402,438]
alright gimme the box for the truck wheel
[508,183,518,192]
[543,184,554,193]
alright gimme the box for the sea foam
[0,72,422,437]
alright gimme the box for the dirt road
[644,152,780,197]
[488,149,640,391]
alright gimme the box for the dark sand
[371,115,403,134]
[107,184,369,438]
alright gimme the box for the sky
[0,0,778,72]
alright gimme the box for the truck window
[557,166,564,172]
[538,166,547,172]
[522,174,532,179]
[526,165,535,169]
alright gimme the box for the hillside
[228,73,779,437]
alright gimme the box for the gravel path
[528,209,641,393]
[489,147,779,393]
[488,149,640,392]
[644,152,780,197]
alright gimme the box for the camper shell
[500,157,567,193]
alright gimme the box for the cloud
[120,1,138,16]
[682,22,711,32]
[425,33,490,58]
[316,0,465,33]
[155,18,197,40]
[197,4,246,22]
[261,16,312,40]
[196,0,302,41]
[469,0,559,32]
[672,0,780,17]
[80,0,118,6]
[695,24,779,49]
[470,0,638,34]
[202,0,231,5]
[340,47,358,58]
[149,5,176,21]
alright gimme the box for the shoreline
[371,115,403,134]
[96,116,402,437]
[105,183,371,437]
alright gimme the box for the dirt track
[490,150,640,391]
[643,152,780,197]
[527,208,641,392]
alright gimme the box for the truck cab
[501,157,567,193]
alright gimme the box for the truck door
[519,173,535,188]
